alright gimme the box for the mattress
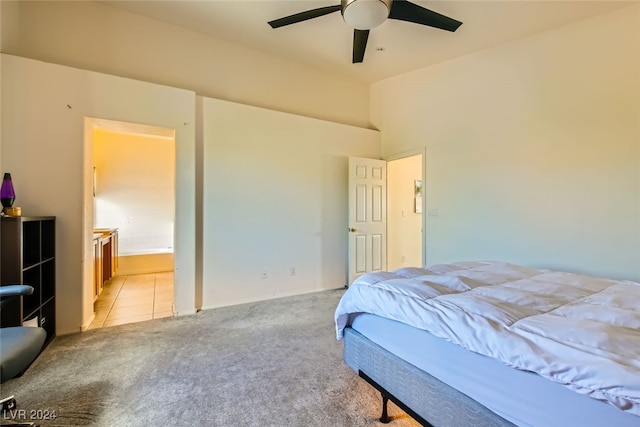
[351,312,640,427]
[335,261,640,418]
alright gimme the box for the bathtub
[117,248,174,275]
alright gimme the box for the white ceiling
[100,0,634,83]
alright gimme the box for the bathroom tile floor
[89,272,174,329]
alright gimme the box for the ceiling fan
[268,0,462,63]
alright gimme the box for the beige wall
[201,98,380,309]
[1,0,370,129]
[93,129,175,255]
[372,5,640,280]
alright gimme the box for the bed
[334,261,640,427]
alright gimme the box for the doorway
[83,119,176,329]
[386,153,424,271]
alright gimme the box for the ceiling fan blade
[353,29,370,63]
[388,0,462,32]
[268,5,341,29]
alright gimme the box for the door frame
[82,118,178,330]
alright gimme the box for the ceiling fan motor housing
[341,0,392,30]
[267,0,461,64]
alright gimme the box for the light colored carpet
[1,289,419,426]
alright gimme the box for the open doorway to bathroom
[84,119,176,329]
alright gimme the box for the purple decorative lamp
[1,172,16,215]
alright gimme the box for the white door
[348,157,387,284]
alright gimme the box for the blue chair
[0,285,47,420]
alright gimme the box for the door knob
[348,227,357,232]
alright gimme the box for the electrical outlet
[260,270,268,279]
[289,267,296,276]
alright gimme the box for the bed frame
[343,327,516,427]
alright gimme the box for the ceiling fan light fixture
[341,0,392,30]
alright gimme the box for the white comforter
[335,261,640,416]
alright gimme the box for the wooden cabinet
[0,216,56,348]
[93,228,118,300]
[93,233,103,300]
